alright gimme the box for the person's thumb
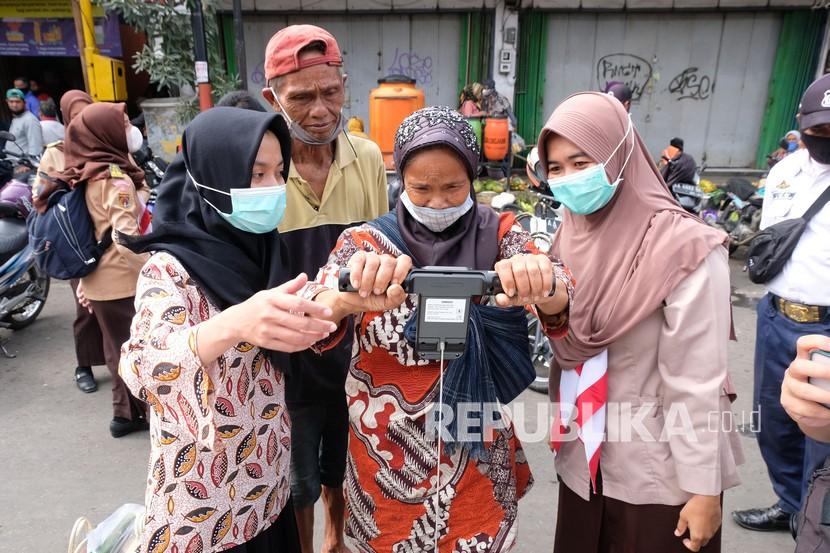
[674,516,688,538]
[386,284,405,306]
[797,334,830,359]
[275,273,308,295]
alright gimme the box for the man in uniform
[733,73,830,532]
[261,24,387,553]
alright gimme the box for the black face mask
[802,133,830,165]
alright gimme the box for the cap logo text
[822,90,830,108]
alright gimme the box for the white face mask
[400,191,474,232]
[127,125,144,153]
[269,87,344,146]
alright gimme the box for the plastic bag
[69,503,144,553]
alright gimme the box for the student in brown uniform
[35,90,106,393]
[538,92,743,553]
[61,102,149,437]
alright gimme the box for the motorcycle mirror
[0,131,16,142]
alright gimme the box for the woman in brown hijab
[61,101,149,437]
[35,90,106,394]
[539,92,744,553]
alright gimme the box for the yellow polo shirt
[279,132,387,234]
[279,131,387,406]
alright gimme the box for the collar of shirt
[804,153,830,179]
[287,132,357,179]
[287,132,357,208]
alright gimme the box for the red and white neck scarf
[550,350,608,491]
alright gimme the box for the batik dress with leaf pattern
[120,252,291,553]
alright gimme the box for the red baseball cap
[264,25,343,82]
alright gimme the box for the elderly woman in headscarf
[306,106,574,552]
[118,107,337,552]
[539,92,744,553]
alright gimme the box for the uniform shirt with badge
[81,164,149,302]
[761,148,830,306]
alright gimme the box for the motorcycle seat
[0,218,29,263]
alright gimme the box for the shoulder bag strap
[802,184,830,223]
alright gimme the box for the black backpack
[26,182,112,280]
[746,184,830,284]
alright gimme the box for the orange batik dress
[302,212,574,553]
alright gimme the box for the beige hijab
[538,92,728,369]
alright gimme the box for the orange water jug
[369,76,425,170]
[483,116,509,161]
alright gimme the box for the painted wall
[541,11,782,167]
[492,2,519,105]
[239,13,462,123]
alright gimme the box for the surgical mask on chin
[270,87,344,145]
[548,115,634,215]
[400,191,474,232]
[802,133,830,165]
[188,170,286,234]
[127,125,144,153]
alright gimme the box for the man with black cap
[732,73,830,532]
[605,81,633,112]
[660,137,698,187]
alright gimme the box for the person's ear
[262,87,277,109]
[342,73,348,87]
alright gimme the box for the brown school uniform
[81,166,149,420]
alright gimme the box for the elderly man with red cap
[260,24,387,553]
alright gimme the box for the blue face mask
[188,170,286,234]
[548,115,634,215]
[787,140,798,153]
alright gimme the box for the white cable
[434,339,445,553]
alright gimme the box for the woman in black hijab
[119,107,335,553]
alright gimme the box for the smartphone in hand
[808,350,830,408]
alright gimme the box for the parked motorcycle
[132,142,168,190]
[1,134,39,189]
[0,132,50,357]
[669,164,708,214]
[520,147,562,394]
[701,177,763,255]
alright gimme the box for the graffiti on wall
[668,67,715,101]
[387,48,433,85]
[250,61,265,86]
[596,53,653,101]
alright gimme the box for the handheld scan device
[338,266,503,360]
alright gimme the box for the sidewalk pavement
[0,258,795,553]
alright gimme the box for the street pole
[190,0,213,111]
[70,0,90,93]
[232,0,247,91]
